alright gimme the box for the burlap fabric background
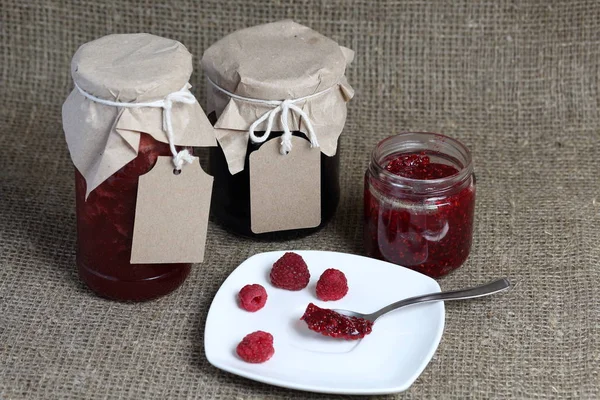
[1,1,599,399]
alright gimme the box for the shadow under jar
[208,123,340,240]
[364,132,476,278]
[76,134,191,301]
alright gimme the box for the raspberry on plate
[270,252,310,290]
[316,268,349,301]
[236,331,275,363]
[238,284,268,312]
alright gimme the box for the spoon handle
[370,278,512,320]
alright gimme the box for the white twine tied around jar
[74,83,197,170]
[206,76,335,155]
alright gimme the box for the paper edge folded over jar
[63,33,217,199]
[205,47,355,176]
[63,89,217,198]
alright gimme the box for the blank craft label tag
[250,136,321,234]
[130,156,213,264]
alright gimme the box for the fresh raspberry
[238,284,268,312]
[236,331,275,363]
[316,268,349,301]
[270,252,310,290]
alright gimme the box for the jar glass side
[208,112,341,240]
[76,133,191,301]
[364,132,476,278]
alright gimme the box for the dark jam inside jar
[75,133,191,301]
[208,114,340,240]
[364,133,476,278]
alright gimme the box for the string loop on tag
[207,76,331,155]
[74,83,196,170]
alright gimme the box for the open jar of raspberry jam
[364,132,476,278]
[75,134,192,301]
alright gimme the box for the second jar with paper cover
[201,20,354,239]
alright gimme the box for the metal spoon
[334,278,512,323]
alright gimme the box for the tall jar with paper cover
[63,34,216,301]
[202,20,354,239]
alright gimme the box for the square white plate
[204,250,444,395]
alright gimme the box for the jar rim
[370,132,473,194]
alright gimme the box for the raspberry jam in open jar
[364,132,476,278]
[75,133,191,301]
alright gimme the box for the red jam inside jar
[75,133,191,301]
[364,132,476,278]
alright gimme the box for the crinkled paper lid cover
[73,33,192,102]
[201,20,354,174]
[63,33,216,197]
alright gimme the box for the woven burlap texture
[1,1,598,399]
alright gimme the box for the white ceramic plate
[204,250,444,395]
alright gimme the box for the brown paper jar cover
[62,33,216,301]
[201,20,354,239]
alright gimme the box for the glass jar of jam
[364,132,476,278]
[201,20,353,240]
[76,133,192,301]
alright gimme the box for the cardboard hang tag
[249,136,321,234]
[130,156,212,264]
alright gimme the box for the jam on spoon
[300,303,373,340]
[300,279,512,341]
